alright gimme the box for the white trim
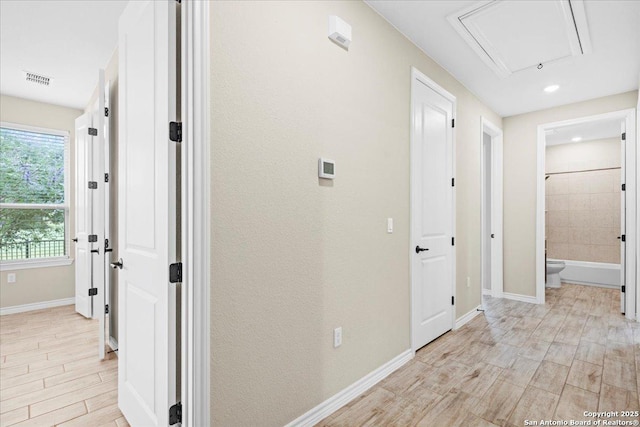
[480,117,504,299]
[536,108,637,318]
[0,297,74,315]
[409,67,457,352]
[285,349,413,427]
[0,257,73,271]
[482,288,492,295]
[503,292,538,304]
[455,305,483,329]
[181,1,211,426]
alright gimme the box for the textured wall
[503,91,637,297]
[0,95,82,307]
[546,138,621,263]
[210,1,501,426]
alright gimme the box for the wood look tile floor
[0,305,126,427]
[319,284,640,427]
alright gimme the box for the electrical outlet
[7,273,16,283]
[333,327,342,348]
[466,276,471,288]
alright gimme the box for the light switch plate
[387,218,393,233]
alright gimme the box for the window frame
[0,121,73,271]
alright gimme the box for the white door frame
[409,67,456,353]
[480,117,503,298]
[180,1,211,425]
[536,109,637,320]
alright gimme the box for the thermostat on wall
[318,158,335,179]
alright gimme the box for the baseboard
[0,297,75,316]
[502,292,537,304]
[455,305,483,329]
[285,349,413,427]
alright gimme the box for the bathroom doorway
[481,117,504,298]
[536,109,637,319]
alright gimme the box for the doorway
[410,67,456,351]
[536,109,637,319]
[481,118,504,299]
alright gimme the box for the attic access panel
[448,0,592,78]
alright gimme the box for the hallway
[319,284,640,426]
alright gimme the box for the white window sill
[0,257,74,272]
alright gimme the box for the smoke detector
[24,71,51,86]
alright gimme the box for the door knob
[415,246,429,253]
[491,234,495,238]
[110,258,123,269]
[72,238,78,242]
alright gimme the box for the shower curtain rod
[546,166,621,176]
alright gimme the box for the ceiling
[0,0,128,110]
[366,0,640,117]
[545,117,622,146]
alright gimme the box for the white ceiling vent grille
[24,71,51,86]
[447,0,592,78]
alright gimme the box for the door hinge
[451,296,455,305]
[169,122,182,143]
[621,285,626,293]
[88,234,98,242]
[621,132,626,141]
[621,234,626,242]
[169,402,182,425]
[104,107,109,117]
[88,127,98,136]
[451,118,455,128]
[621,183,625,191]
[169,262,182,283]
[88,181,98,189]
[451,237,455,246]
[451,178,455,187]
[89,288,98,296]
[105,304,109,314]
[104,173,109,183]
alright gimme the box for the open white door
[104,79,113,350]
[620,124,626,314]
[118,1,178,425]
[74,113,93,318]
[489,125,503,297]
[411,68,455,350]
[92,70,106,360]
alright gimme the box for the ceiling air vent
[447,0,592,78]
[24,71,51,86]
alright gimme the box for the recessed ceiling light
[571,137,582,142]
[544,85,560,93]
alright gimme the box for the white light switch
[387,218,393,233]
[333,327,342,348]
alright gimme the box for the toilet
[546,260,566,288]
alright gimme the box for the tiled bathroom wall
[546,138,621,264]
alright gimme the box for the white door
[74,113,93,318]
[620,126,626,313]
[92,70,107,360]
[118,1,178,425]
[411,69,455,350]
[103,79,113,350]
[489,129,503,296]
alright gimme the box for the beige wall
[210,1,501,425]
[503,91,637,297]
[0,95,82,308]
[546,138,621,263]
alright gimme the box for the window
[0,122,71,268]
